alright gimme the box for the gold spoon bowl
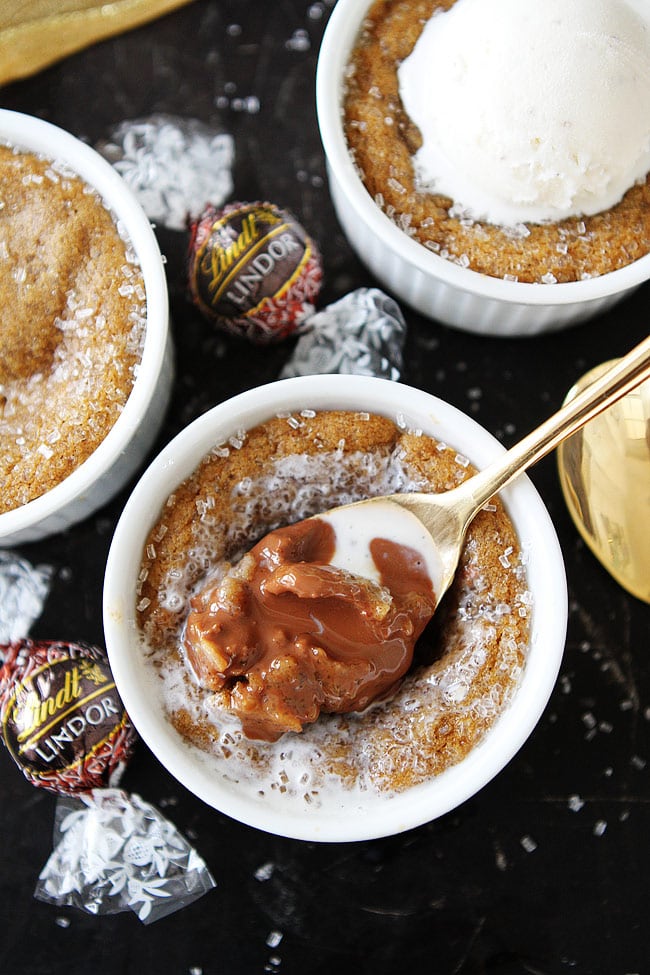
[558,358,650,603]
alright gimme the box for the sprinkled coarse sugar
[0,145,146,515]
[137,409,531,806]
[254,862,275,882]
[285,27,310,51]
[568,794,585,812]
[387,176,406,194]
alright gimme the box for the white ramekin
[316,0,650,337]
[104,375,567,843]
[0,110,173,546]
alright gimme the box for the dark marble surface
[1,2,649,973]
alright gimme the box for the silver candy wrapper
[35,789,216,923]
[280,288,406,381]
[97,114,234,232]
[0,552,52,651]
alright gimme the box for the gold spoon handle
[457,332,650,522]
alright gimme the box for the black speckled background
[1,3,649,973]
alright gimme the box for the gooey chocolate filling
[184,516,437,741]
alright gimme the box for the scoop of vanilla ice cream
[398,0,650,226]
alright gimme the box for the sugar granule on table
[568,794,585,812]
[520,834,538,853]
[255,862,275,882]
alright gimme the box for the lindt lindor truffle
[188,201,323,343]
[0,639,136,796]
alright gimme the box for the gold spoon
[326,334,650,603]
[557,359,650,603]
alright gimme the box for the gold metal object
[336,334,650,605]
[0,0,195,86]
[558,358,650,603]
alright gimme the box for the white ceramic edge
[315,0,650,335]
[104,375,568,843]
[0,110,172,546]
